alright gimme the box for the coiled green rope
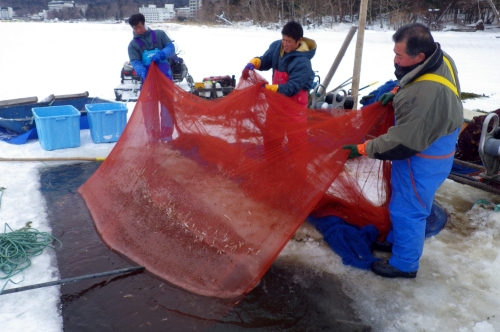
[472,199,500,212]
[0,222,62,293]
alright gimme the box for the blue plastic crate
[32,105,81,151]
[85,103,128,143]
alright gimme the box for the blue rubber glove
[162,43,176,58]
[131,60,147,82]
[242,58,260,80]
[138,67,147,81]
[153,50,166,63]
[378,92,395,106]
[153,44,175,63]
[244,63,255,70]
[242,63,254,80]
[342,145,361,159]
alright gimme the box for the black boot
[371,260,417,279]
[371,241,393,253]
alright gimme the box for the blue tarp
[307,215,380,270]
[308,202,448,270]
[360,80,398,107]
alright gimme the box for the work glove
[242,58,261,79]
[135,66,147,81]
[359,94,375,106]
[378,92,395,106]
[342,144,362,159]
[162,43,176,59]
[153,50,167,63]
[264,84,278,92]
[131,60,147,82]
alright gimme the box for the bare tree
[323,0,336,27]
[43,0,493,30]
[377,0,389,28]
[344,0,359,22]
[337,0,345,22]
[385,0,413,29]
[485,0,499,23]
[248,0,257,23]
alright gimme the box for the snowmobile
[114,53,194,102]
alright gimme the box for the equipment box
[32,105,81,151]
[85,103,128,143]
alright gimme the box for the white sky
[0,21,499,332]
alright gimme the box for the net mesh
[79,64,394,299]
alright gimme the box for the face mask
[394,62,421,80]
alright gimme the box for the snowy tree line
[199,0,499,29]
[1,0,498,28]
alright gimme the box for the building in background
[0,7,13,20]
[139,4,175,22]
[189,0,202,18]
[47,1,75,11]
[29,12,44,21]
[176,7,190,19]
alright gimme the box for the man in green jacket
[343,23,463,278]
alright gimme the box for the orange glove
[242,58,262,79]
[342,140,369,159]
[249,57,261,69]
[265,84,278,92]
[357,140,369,156]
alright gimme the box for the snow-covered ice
[0,21,500,331]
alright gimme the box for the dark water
[40,162,370,332]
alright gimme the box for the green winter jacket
[365,43,463,160]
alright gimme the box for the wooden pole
[319,25,358,96]
[311,26,357,107]
[351,0,370,108]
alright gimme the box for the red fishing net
[79,63,394,299]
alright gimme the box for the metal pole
[314,25,358,102]
[0,266,144,295]
[351,0,369,108]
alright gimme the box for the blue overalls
[135,30,173,81]
[387,128,459,272]
[136,30,174,140]
[387,56,461,272]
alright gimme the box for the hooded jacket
[258,37,317,97]
[128,28,172,63]
[365,43,463,160]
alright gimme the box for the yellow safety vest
[410,56,459,98]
